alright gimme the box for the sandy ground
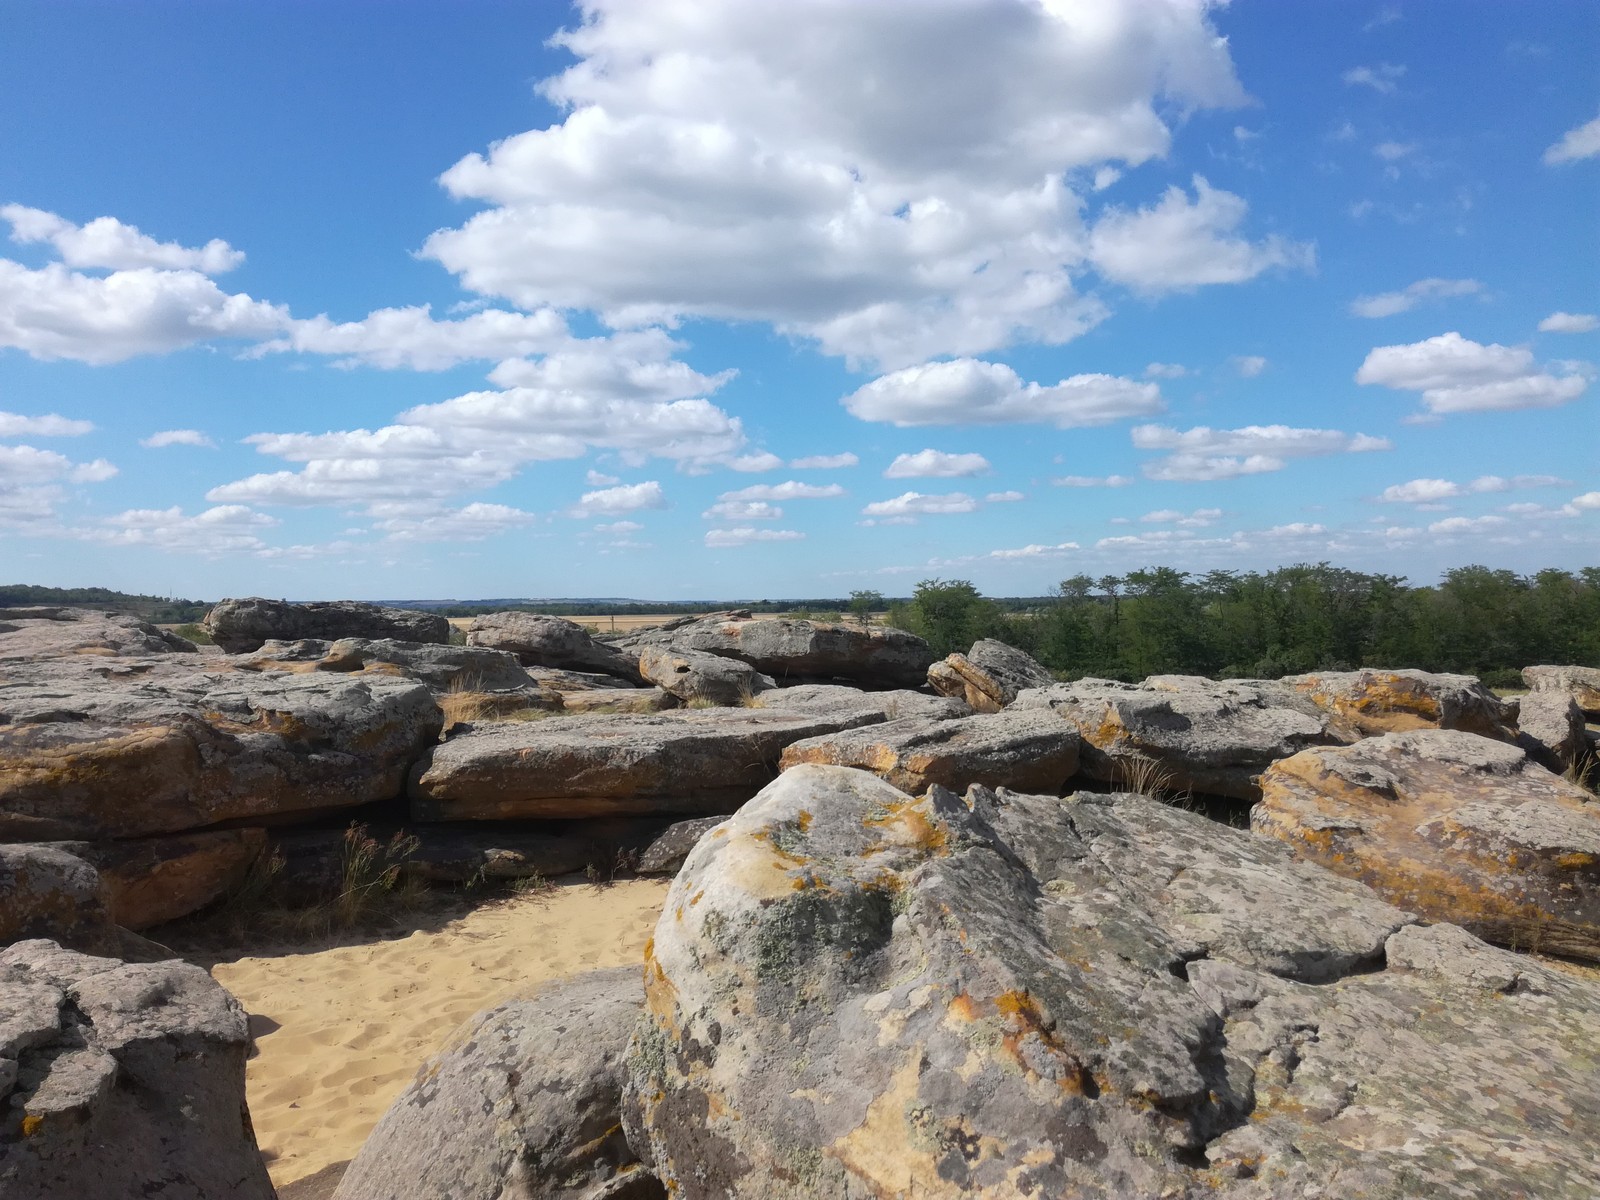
[209,878,670,1189]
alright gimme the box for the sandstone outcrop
[1013,675,1343,801]
[409,709,882,821]
[40,829,266,930]
[239,636,537,693]
[753,683,968,723]
[1255,728,1600,960]
[625,764,1600,1197]
[926,638,1054,712]
[0,844,109,949]
[558,687,675,715]
[638,644,773,706]
[1,669,442,840]
[619,611,934,688]
[205,596,449,653]
[1524,664,1600,716]
[1515,687,1589,772]
[0,607,196,660]
[0,939,275,1199]
[466,612,643,683]
[1283,667,1516,741]
[780,710,1079,795]
[334,966,659,1200]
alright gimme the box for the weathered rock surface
[1,668,442,839]
[239,636,536,693]
[1283,667,1516,741]
[466,612,644,684]
[335,966,659,1200]
[625,764,1600,1198]
[0,939,275,1199]
[926,638,1054,713]
[528,666,646,692]
[754,683,968,723]
[40,829,266,930]
[1524,664,1600,717]
[0,844,110,949]
[205,596,449,654]
[780,710,1080,795]
[559,687,675,715]
[638,645,773,706]
[636,817,725,876]
[0,607,195,660]
[1014,675,1344,802]
[620,611,935,688]
[1256,728,1600,960]
[1516,687,1589,772]
[410,709,884,821]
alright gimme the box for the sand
[209,878,670,1189]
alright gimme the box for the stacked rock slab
[637,644,773,706]
[37,829,268,931]
[1520,664,1600,771]
[1013,675,1345,802]
[624,764,1600,1197]
[779,710,1080,795]
[753,683,968,723]
[205,596,449,653]
[239,636,540,693]
[1255,728,1600,960]
[619,611,935,688]
[926,638,1054,713]
[409,708,891,821]
[332,967,662,1200]
[0,939,275,1200]
[0,608,197,659]
[466,612,644,684]
[1282,667,1516,741]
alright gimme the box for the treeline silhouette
[883,564,1600,688]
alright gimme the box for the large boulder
[620,611,935,688]
[638,645,773,706]
[635,817,726,876]
[780,710,1080,795]
[205,596,448,654]
[624,765,1600,1197]
[0,607,196,660]
[1515,687,1589,773]
[754,683,968,723]
[466,612,644,684]
[238,636,536,693]
[40,829,267,930]
[1282,668,1516,741]
[0,939,275,1199]
[0,844,110,949]
[1,668,442,840]
[926,638,1054,712]
[1524,664,1600,717]
[1255,728,1600,960]
[409,709,886,822]
[1013,675,1345,802]
[333,966,659,1200]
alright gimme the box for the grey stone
[753,682,969,723]
[626,764,1600,1198]
[237,636,536,692]
[466,612,644,684]
[618,611,934,688]
[1014,675,1345,801]
[926,638,1055,712]
[205,596,449,653]
[0,607,195,660]
[0,844,110,949]
[0,938,274,1199]
[559,688,676,715]
[1524,664,1600,718]
[1283,667,1517,741]
[334,966,660,1200]
[780,709,1080,795]
[636,817,726,876]
[638,644,773,705]
[1516,687,1588,773]
[39,830,268,931]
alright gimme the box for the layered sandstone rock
[1255,728,1600,960]
[926,638,1054,712]
[39,829,267,930]
[466,612,644,684]
[205,597,449,653]
[638,644,773,706]
[1282,668,1516,741]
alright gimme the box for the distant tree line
[0,584,209,624]
[882,564,1600,688]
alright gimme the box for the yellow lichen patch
[946,993,981,1024]
[719,833,811,901]
[796,810,813,833]
[825,1053,951,1198]
[21,1114,43,1136]
[863,800,952,858]
[1556,852,1596,870]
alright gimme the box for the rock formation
[926,638,1054,712]
[205,597,449,654]
[466,612,644,683]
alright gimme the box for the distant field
[447,613,689,633]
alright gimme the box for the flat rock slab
[927,638,1054,712]
[0,608,196,660]
[238,636,535,692]
[625,764,1600,1198]
[1,668,441,839]
[754,683,968,723]
[780,710,1080,795]
[639,644,773,705]
[334,967,660,1200]
[466,612,644,684]
[206,597,448,654]
[1256,728,1600,960]
[1283,668,1516,741]
[40,829,267,930]
[560,687,675,714]
[0,938,274,1199]
[620,611,935,688]
[409,709,885,821]
[1014,675,1344,802]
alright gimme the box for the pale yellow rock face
[1255,728,1600,960]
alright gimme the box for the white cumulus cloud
[1356,330,1591,415]
[566,480,666,518]
[883,449,991,478]
[1543,110,1600,165]
[790,452,858,470]
[1349,278,1483,319]
[845,358,1160,428]
[369,501,539,542]
[1539,311,1599,334]
[3,204,244,273]
[1053,473,1134,488]
[705,526,804,548]
[0,411,93,437]
[141,429,215,449]
[1132,423,1390,482]
[718,481,844,502]
[861,491,978,520]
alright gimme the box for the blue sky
[1,0,1596,601]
